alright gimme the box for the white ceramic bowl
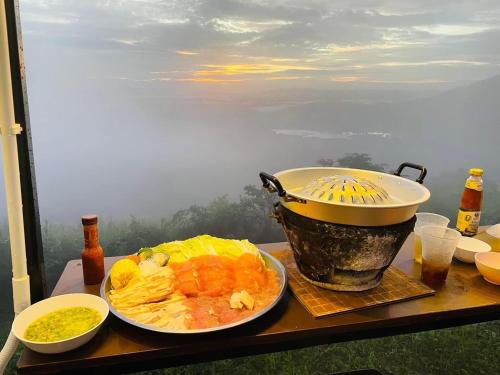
[12,293,109,354]
[454,237,491,263]
[475,252,500,285]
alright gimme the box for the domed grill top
[299,175,392,205]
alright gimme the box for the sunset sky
[19,0,500,89]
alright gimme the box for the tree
[318,153,387,172]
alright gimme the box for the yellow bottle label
[456,209,481,235]
[465,179,483,191]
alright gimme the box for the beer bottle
[81,215,105,284]
[456,168,484,237]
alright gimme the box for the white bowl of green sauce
[12,293,109,354]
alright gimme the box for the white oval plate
[100,250,287,334]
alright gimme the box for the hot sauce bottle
[456,168,484,237]
[81,215,105,285]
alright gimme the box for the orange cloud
[176,77,243,83]
[330,76,361,82]
[194,63,320,76]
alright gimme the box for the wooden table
[18,234,500,374]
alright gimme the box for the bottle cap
[82,215,98,225]
[469,168,484,176]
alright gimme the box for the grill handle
[394,162,427,184]
[259,172,286,197]
[259,172,306,203]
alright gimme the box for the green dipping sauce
[24,307,102,342]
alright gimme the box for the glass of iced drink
[414,213,450,263]
[420,225,461,289]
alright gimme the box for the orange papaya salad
[107,235,281,330]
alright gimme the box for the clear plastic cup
[414,213,450,263]
[420,225,461,288]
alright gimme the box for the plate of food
[100,235,287,333]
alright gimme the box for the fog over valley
[1,0,499,223]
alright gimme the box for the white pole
[0,0,31,371]
[0,0,30,314]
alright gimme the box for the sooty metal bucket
[274,204,416,291]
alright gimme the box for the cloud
[265,76,311,80]
[19,0,500,86]
[414,24,494,36]
[20,12,78,24]
[150,18,190,25]
[198,0,322,23]
[211,18,293,34]
[365,79,446,84]
[379,60,489,67]
[316,42,409,54]
[272,129,392,139]
[329,75,446,84]
[331,76,361,82]
[193,63,321,76]
[175,50,200,56]
[176,77,243,83]
[107,38,143,46]
[135,78,172,82]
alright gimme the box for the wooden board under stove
[275,250,435,318]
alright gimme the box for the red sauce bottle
[81,215,105,285]
[456,168,484,237]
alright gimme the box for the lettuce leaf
[147,235,262,263]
